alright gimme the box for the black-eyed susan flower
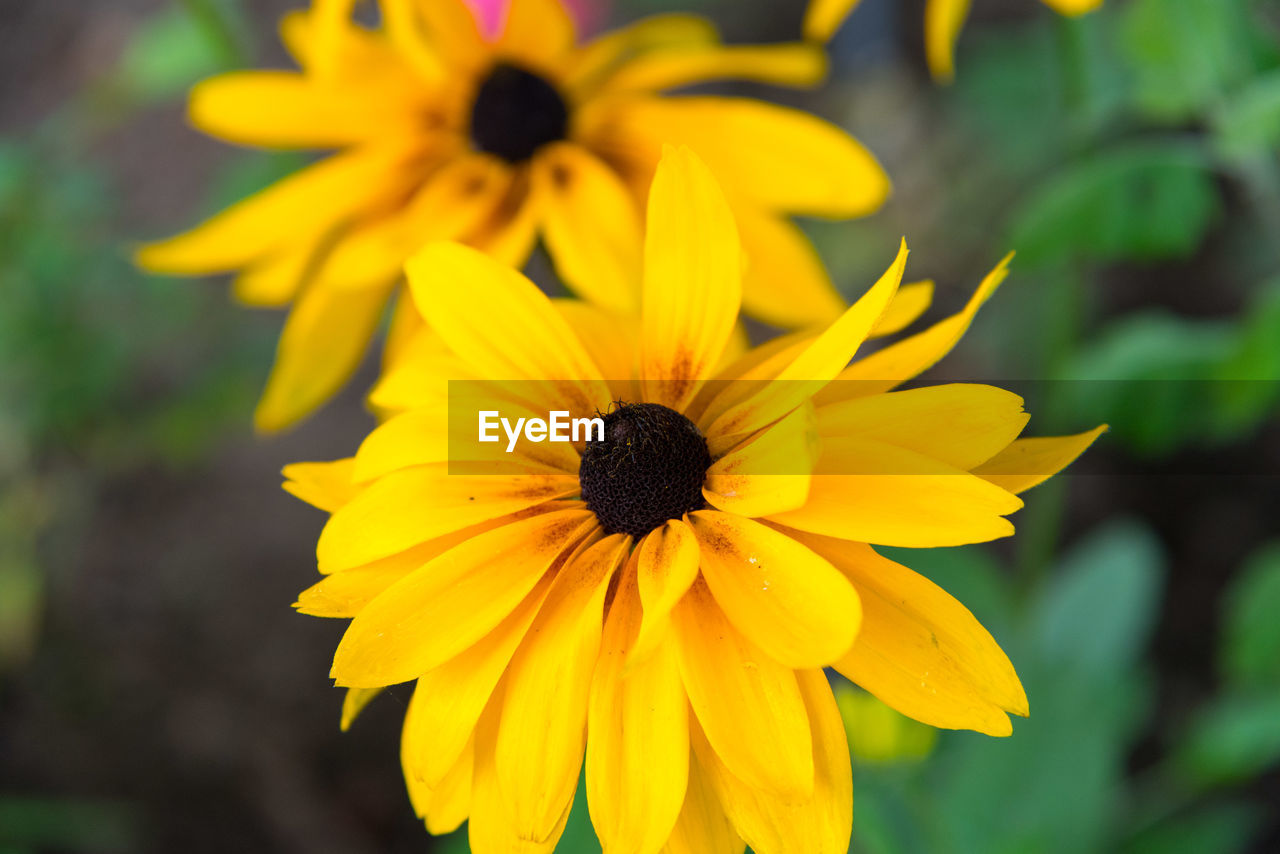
[805,0,1103,81]
[284,147,1102,853]
[136,0,890,432]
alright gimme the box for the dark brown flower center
[469,62,568,163]
[578,403,711,538]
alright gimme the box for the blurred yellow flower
[805,0,1103,81]
[284,148,1102,853]
[834,681,938,763]
[136,0,890,432]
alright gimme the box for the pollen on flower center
[578,402,711,538]
[469,62,569,163]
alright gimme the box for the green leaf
[1008,144,1219,268]
[1213,68,1280,159]
[117,4,232,102]
[1122,802,1262,854]
[1119,0,1259,122]
[1034,520,1164,673]
[1176,692,1280,785]
[1221,542,1280,689]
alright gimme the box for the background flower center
[468,62,569,162]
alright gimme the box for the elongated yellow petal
[601,43,826,93]
[803,0,863,42]
[632,520,701,665]
[406,242,611,416]
[819,253,1011,403]
[640,146,742,412]
[816,384,1029,471]
[295,560,414,617]
[790,531,1026,734]
[1041,0,1103,16]
[315,154,510,293]
[535,142,642,314]
[973,425,1107,493]
[497,0,577,67]
[734,205,845,329]
[553,300,639,390]
[704,403,817,518]
[406,571,555,788]
[282,458,357,512]
[708,240,906,445]
[254,279,393,433]
[368,329,477,415]
[231,243,315,307]
[340,686,381,731]
[188,71,421,148]
[672,580,814,798]
[608,97,889,218]
[924,0,972,82]
[694,669,852,854]
[689,511,860,668]
[767,438,1023,547]
[329,509,596,687]
[279,6,410,78]
[869,280,933,338]
[496,535,629,844]
[567,14,718,94]
[661,750,744,854]
[470,684,574,854]
[403,717,474,833]
[135,147,411,274]
[587,566,689,854]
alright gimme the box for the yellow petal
[708,240,907,445]
[231,244,314,307]
[340,686,381,731]
[135,147,410,274]
[421,736,474,834]
[496,535,630,843]
[470,684,574,854]
[1041,0,1104,16]
[318,464,578,573]
[869,280,933,338]
[632,520,701,665]
[600,43,827,93]
[640,146,742,412]
[671,579,814,798]
[315,154,510,293]
[734,205,845,329]
[818,253,1011,403]
[254,280,392,433]
[468,175,544,267]
[608,96,889,218]
[587,565,689,854]
[567,14,718,94]
[295,560,415,617]
[924,0,971,82]
[279,6,410,78]
[803,0,864,41]
[405,570,555,789]
[661,749,744,854]
[973,425,1107,494]
[188,71,421,148]
[553,300,639,390]
[791,530,1026,734]
[816,384,1030,471]
[694,669,852,854]
[405,241,611,416]
[767,438,1023,547]
[496,0,577,67]
[704,403,817,518]
[379,0,451,82]
[689,510,861,668]
[404,696,473,825]
[282,458,357,512]
[331,508,596,687]
[534,142,642,314]
[368,328,477,415]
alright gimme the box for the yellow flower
[805,0,1104,81]
[135,0,890,432]
[285,147,1101,853]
